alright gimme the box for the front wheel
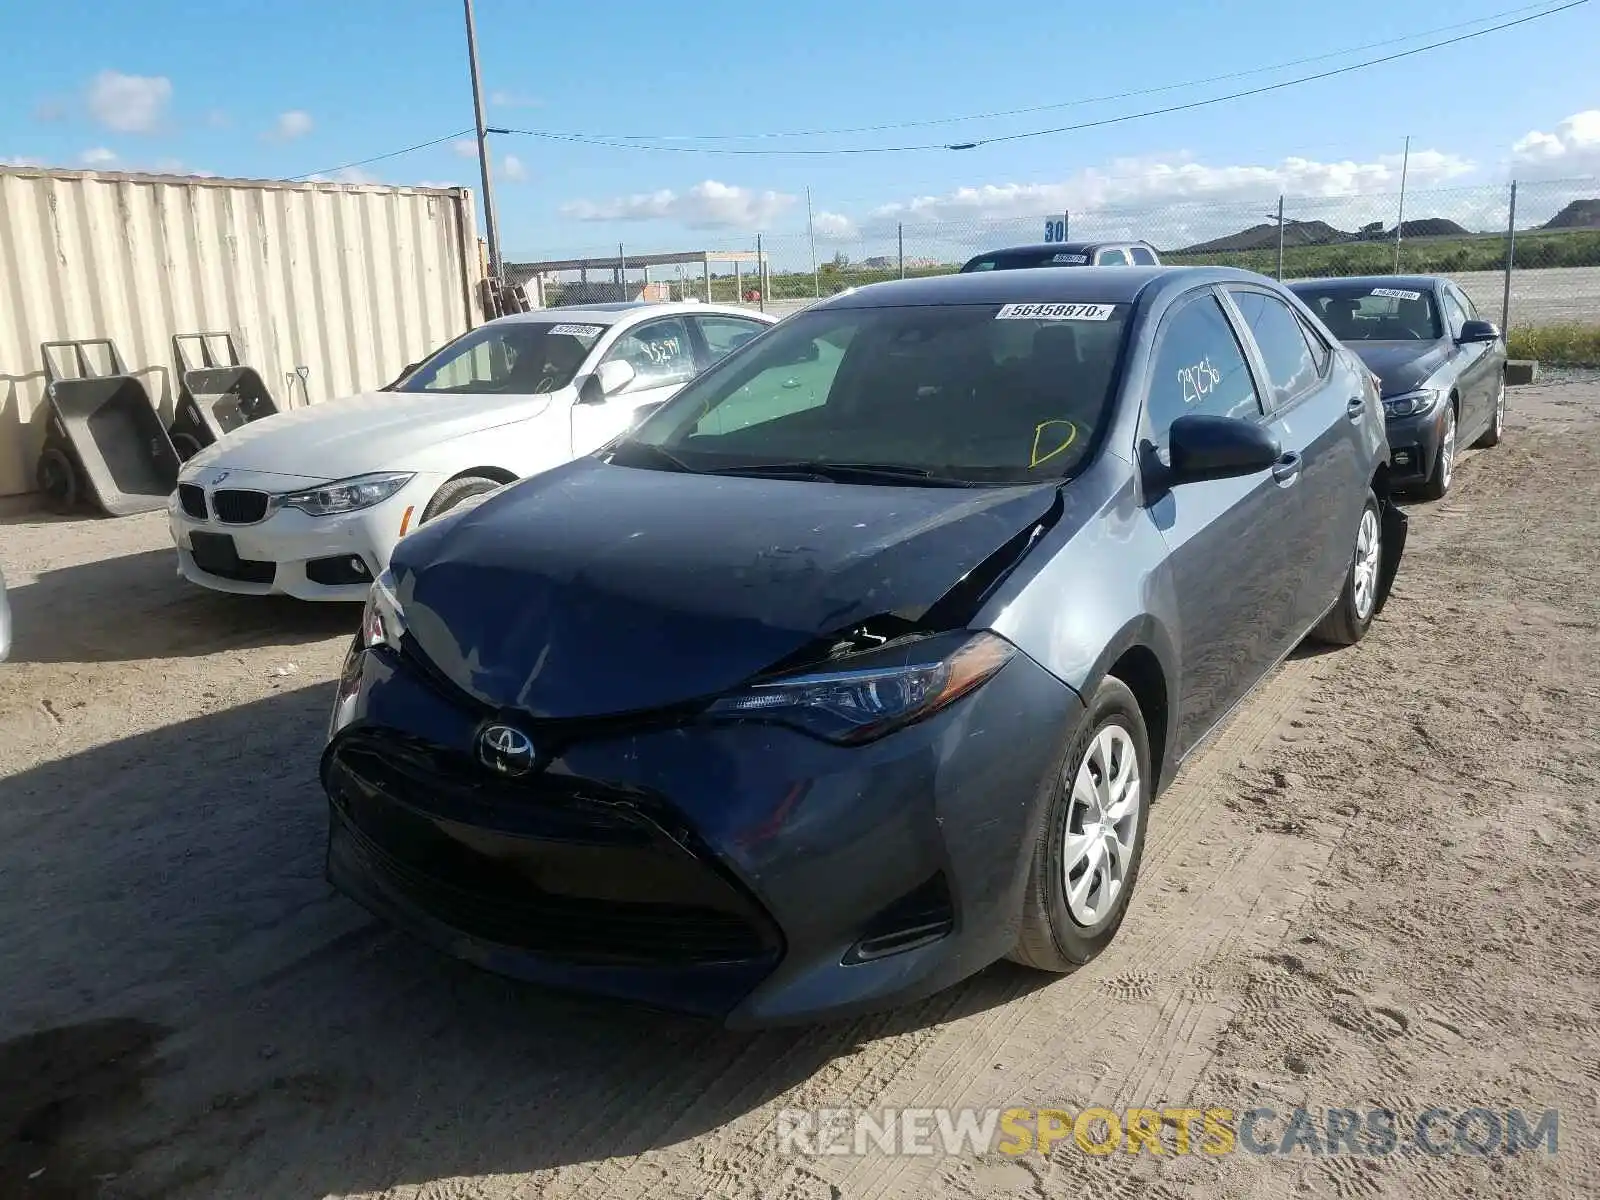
[1009,676,1151,973]
[1474,377,1505,448]
[1311,492,1381,646]
[420,474,505,523]
[1419,402,1457,501]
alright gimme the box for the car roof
[1288,275,1443,292]
[804,264,1272,310]
[490,300,773,326]
[971,240,1154,257]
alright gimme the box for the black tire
[420,474,504,523]
[36,447,79,514]
[1311,490,1382,646]
[171,432,205,462]
[1009,675,1151,973]
[1473,376,1505,448]
[1418,400,1457,501]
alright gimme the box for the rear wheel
[1010,676,1151,973]
[1474,377,1505,448]
[1311,491,1381,646]
[421,474,504,523]
[1419,401,1456,500]
[36,447,78,514]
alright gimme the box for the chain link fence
[508,176,1600,352]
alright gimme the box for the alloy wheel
[1352,506,1381,622]
[1440,408,1457,491]
[1062,724,1142,927]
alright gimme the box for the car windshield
[1292,283,1442,341]
[612,301,1130,485]
[393,319,607,394]
[963,249,1094,271]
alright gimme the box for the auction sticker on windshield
[549,324,604,338]
[1051,253,1089,264]
[996,302,1115,321]
[1370,288,1422,301]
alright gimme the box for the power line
[507,1,1562,143]
[499,0,1586,156]
[289,129,475,182]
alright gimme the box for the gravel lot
[3,378,1599,1199]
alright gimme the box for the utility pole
[1392,135,1410,275]
[463,0,502,280]
[806,186,819,298]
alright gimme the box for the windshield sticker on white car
[1051,253,1089,264]
[996,302,1115,321]
[1370,288,1422,301]
[549,323,603,337]
[1178,356,1223,406]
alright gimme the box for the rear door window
[1128,246,1158,265]
[1096,247,1130,266]
[1226,287,1322,408]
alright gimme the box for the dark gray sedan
[321,265,1405,1027]
[1289,274,1507,499]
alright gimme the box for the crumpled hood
[1345,340,1451,398]
[388,458,1063,719]
[183,389,551,479]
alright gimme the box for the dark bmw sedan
[321,266,1405,1028]
[1288,274,1507,498]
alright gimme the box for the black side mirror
[1147,414,1282,493]
[1458,319,1500,343]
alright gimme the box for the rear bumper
[321,637,1083,1027]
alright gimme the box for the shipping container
[0,166,486,498]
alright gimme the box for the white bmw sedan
[168,301,776,601]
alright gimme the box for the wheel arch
[1075,615,1178,798]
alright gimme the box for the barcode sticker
[549,323,603,337]
[996,302,1116,321]
[1370,288,1422,301]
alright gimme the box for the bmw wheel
[1474,377,1505,448]
[1011,675,1151,972]
[1311,491,1382,646]
[1420,401,1456,500]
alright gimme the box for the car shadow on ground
[2,543,358,664]
[0,684,1055,1199]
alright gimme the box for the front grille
[193,555,277,584]
[212,488,270,524]
[325,730,782,966]
[177,483,207,519]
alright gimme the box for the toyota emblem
[477,723,538,776]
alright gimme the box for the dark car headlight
[1382,389,1441,419]
[707,630,1016,744]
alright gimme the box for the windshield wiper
[607,441,693,473]
[702,461,980,487]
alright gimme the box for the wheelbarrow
[34,339,180,517]
[167,331,281,460]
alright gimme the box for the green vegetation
[1508,322,1600,366]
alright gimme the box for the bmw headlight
[707,631,1015,744]
[360,570,407,652]
[1382,389,1440,419]
[276,471,415,517]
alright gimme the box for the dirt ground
[2,375,1598,1200]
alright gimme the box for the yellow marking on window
[1030,420,1079,468]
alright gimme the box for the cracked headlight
[360,570,407,652]
[707,630,1015,744]
[276,471,414,516]
[1382,389,1440,419]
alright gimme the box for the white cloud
[2,156,42,167]
[308,166,376,184]
[80,147,118,166]
[266,110,314,142]
[501,154,527,182]
[86,70,171,134]
[812,211,858,239]
[452,138,479,159]
[489,90,540,108]
[562,180,797,230]
[1512,109,1600,177]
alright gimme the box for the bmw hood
[1345,341,1451,398]
[182,389,552,480]
[387,458,1065,719]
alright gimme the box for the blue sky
[3,0,1598,262]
